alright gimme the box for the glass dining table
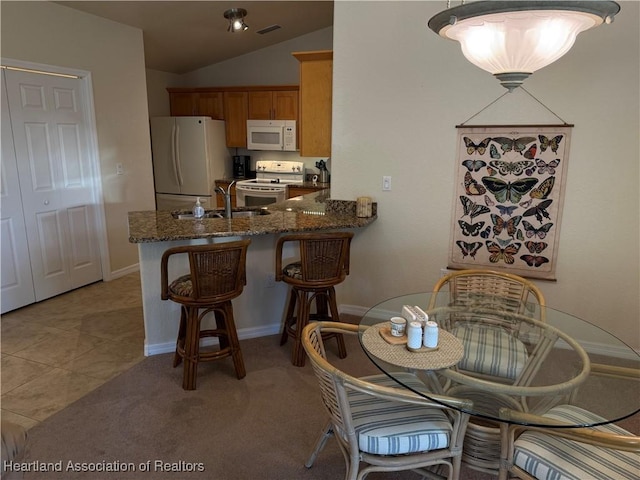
[358,292,640,473]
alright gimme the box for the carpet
[17,334,493,480]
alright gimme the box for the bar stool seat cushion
[513,405,639,480]
[452,323,528,380]
[283,262,303,280]
[168,274,193,297]
[347,373,453,456]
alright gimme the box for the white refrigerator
[151,116,231,211]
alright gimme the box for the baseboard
[107,263,140,281]
[145,322,282,356]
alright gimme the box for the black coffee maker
[232,155,251,179]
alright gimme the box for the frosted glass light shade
[428,1,620,90]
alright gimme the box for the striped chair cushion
[347,372,452,456]
[514,405,639,480]
[452,323,528,380]
[283,262,302,280]
[168,274,193,297]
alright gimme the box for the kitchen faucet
[214,180,236,219]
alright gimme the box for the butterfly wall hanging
[449,125,572,280]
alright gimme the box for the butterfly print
[489,160,534,176]
[524,199,553,223]
[538,134,563,153]
[530,176,555,200]
[484,194,495,207]
[496,237,515,247]
[525,166,536,176]
[496,205,518,217]
[516,229,525,241]
[523,220,553,239]
[482,177,539,204]
[462,159,487,172]
[536,158,560,175]
[486,241,521,264]
[460,196,490,219]
[464,171,486,195]
[523,144,537,160]
[486,166,497,176]
[456,241,483,259]
[489,144,501,159]
[480,227,491,239]
[458,220,486,237]
[525,241,548,254]
[492,136,536,155]
[520,254,550,267]
[464,137,491,156]
[519,199,533,208]
[490,214,522,238]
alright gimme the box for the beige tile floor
[1,272,145,431]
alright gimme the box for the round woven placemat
[362,322,464,370]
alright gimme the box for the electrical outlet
[116,163,124,175]
[382,176,391,191]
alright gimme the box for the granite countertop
[128,190,377,243]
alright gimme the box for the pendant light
[224,8,249,33]
[428,1,620,90]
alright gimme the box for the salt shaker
[423,320,439,348]
[407,321,423,350]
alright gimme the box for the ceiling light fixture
[224,8,249,33]
[428,1,620,91]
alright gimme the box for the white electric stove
[235,160,304,207]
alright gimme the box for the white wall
[181,27,333,86]
[331,2,640,350]
[1,1,156,276]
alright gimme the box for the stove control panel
[256,160,304,173]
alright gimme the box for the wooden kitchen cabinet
[223,91,249,148]
[248,90,298,120]
[168,85,298,148]
[169,91,224,119]
[293,50,333,157]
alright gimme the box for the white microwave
[246,120,296,151]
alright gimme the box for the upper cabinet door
[223,91,248,148]
[196,92,224,119]
[248,90,298,120]
[293,50,333,157]
[248,91,272,120]
[273,91,298,120]
[170,92,197,116]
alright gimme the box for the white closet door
[4,68,102,303]
[1,72,35,313]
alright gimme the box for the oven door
[236,183,287,207]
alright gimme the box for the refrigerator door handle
[170,124,179,185]
[174,124,184,186]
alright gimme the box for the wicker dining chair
[429,269,546,386]
[161,240,250,390]
[302,321,472,480]
[276,231,353,367]
[499,364,640,480]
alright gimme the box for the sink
[230,209,271,218]
[171,209,270,220]
[172,211,224,220]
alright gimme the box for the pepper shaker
[423,320,439,348]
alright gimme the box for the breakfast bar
[128,190,377,356]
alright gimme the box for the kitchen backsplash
[230,148,330,178]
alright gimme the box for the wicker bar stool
[276,231,354,367]
[161,240,250,390]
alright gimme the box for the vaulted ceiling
[56,1,334,74]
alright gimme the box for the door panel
[150,117,180,194]
[4,68,102,303]
[1,72,35,313]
